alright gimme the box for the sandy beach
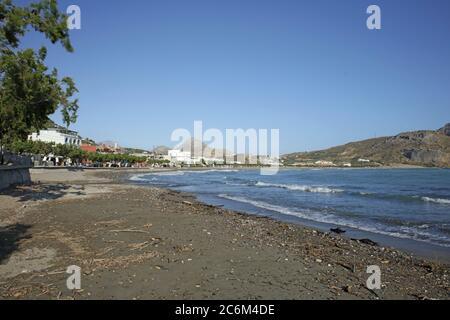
[0,168,449,300]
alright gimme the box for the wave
[225,182,247,186]
[421,197,450,205]
[129,174,151,182]
[217,194,450,247]
[255,182,343,194]
[351,191,450,206]
[151,171,185,176]
[183,169,240,174]
[129,174,158,182]
[218,194,335,222]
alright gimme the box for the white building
[28,127,82,147]
[167,150,226,166]
[343,163,352,167]
[168,150,195,164]
[259,156,280,166]
[315,160,335,166]
[202,157,225,165]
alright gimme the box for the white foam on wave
[218,194,450,248]
[255,181,343,194]
[421,197,450,205]
[225,182,246,186]
[129,174,151,182]
[151,171,186,176]
[218,194,334,222]
[129,173,159,182]
[183,169,240,174]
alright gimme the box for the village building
[315,160,335,166]
[97,143,123,154]
[167,150,225,166]
[168,150,192,163]
[81,144,97,153]
[343,162,352,167]
[28,127,82,147]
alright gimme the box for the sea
[130,168,450,261]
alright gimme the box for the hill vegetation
[282,124,450,168]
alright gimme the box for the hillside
[151,145,171,155]
[282,124,450,168]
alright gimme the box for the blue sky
[21,0,450,153]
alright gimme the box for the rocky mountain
[151,145,171,155]
[282,124,450,168]
[174,138,234,157]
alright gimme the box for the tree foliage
[0,0,78,161]
[7,139,154,165]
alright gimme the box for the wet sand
[0,168,448,300]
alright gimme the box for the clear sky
[21,0,450,153]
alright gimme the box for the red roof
[81,144,97,153]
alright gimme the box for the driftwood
[109,229,150,234]
[330,228,346,234]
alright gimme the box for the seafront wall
[0,166,31,190]
[0,151,32,190]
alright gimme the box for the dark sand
[0,168,448,300]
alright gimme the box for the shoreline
[0,168,449,299]
[123,168,450,264]
[197,192,450,264]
